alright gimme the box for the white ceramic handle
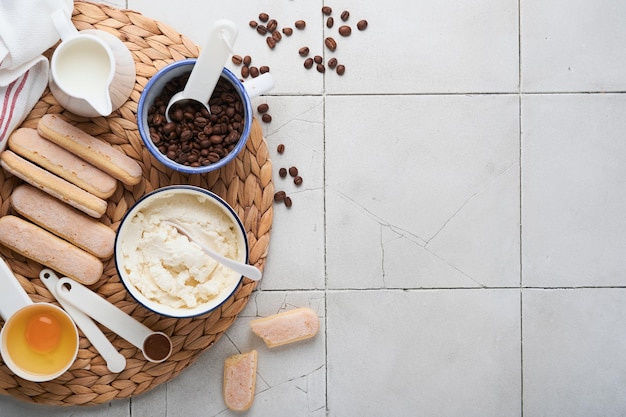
[40,270,126,373]
[0,258,32,320]
[184,19,239,104]
[55,277,153,351]
[244,72,275,99]
[51,9,78,41]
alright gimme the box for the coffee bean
[272,30,282,42]
[328,57,338,69]
[299,46,310,57]
[232,55,243,65]
[256,25,267,35]
[295,20,306,29]
[249,20,258,28]
[259,12,269,22]
[257,103,269,113]
[316,63,325,73]
[274,190,286,202]
[357,20,368,30]
[259,65,270,74]
[243,55,252,66]
[336,64,346,75]
[241,66,250,78]
[326,17,334,28]
[322,6,332,15]
[279,167,287,178]
[277,144,285,154]
[284,196,293,208]
[288,166,298,177]
[266,36,276,49]
[267,19,278,32]
[250,66,260,77]
[325,37,337,51]
[294,175,303,186]
[341,10,350,21]
[314,55,322,64]
[262,114,272,123]
[304,58,314,69]
[282,27,293,36]
[338,25,352,37]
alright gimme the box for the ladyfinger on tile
[38,114,142,186]
[249,307,320,348]
[11,184,115,259]
[0,150,107,218]
[0,215,104,285]
[223,350,257,411]
[8,128,118,199]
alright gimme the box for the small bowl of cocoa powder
[138,58,253,174]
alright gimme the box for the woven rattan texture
[0,1,273,406]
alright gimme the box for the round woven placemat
[0,1,273,406]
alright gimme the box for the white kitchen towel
[0,0,72,150]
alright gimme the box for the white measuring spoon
[55,277,173,363]
[165,219,262,281]
[39,269,126,373]
[165,19,238,121]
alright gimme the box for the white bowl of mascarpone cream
[114,185,248,318]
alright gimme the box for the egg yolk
[25,313,62,353]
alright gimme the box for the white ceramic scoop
[165,19,238,121]
[55,277,173,363]
[39,269,126,373]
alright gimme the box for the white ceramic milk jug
[48,9,136,117]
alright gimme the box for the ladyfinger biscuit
[249,307,319,348]
[11,185,115,259]
[1,150,107,218]
[223,350,257,411]
[8,128,117,199]
[38,114,142,186]
[0,215,103,285]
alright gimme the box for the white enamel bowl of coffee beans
[114,185,250,318]
[138,58,259,174]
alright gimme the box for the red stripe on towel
[0,70,29,144]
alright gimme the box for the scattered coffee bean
[341,10,350,21]
[259,12,269,22]
[274,190,286,202]
[256,25,268,35]
[257,103,269,113]
[282,27,293,36]
[295,20,306,29]
[279,167,287,178]
[294,175,303,186]
[339,25,352,36]
[299,46,310,57]
[326,17,334,28]
[249,20,258,28]
[232,55,243,65]
[243,55,252,66]
[325,37,337,51]
[250,66,260,77]
[304,58,314,69]
[336,64,346,75]
[272,30,282,42]
[316,63,325,73]
[262,114,272,123]
[322,6,332,15]
[313,55,322,64]
[241,66,250,78]
[328,57,338,69]
[267,19,278,32]
[284,196,293,208]
[266,36,276,49]
[148,72,245,168]
[277,144,285,154]
[288,166,298,177]
[259,65,270,74]
[357,19,368,30]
